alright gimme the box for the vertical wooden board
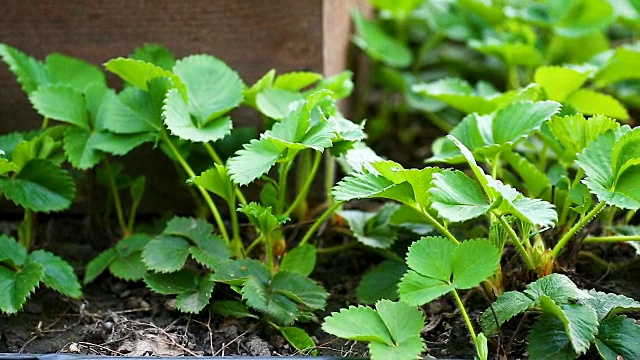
[0,0,324,132]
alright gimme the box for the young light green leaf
[503,151,551,198]
[45,53,105,91]
[239,202,286,237]
[527,314,579,360]
[29,250,81,299]
[29,85,89,130]
[227,137,281,186]
[105,57,186,97]
[534,65,589,102]
[0,43,48,94]
[451,239,501,289]
[175,276,215,313]
[189,235,231,270]
[351,10,412,68]
[273,71,322,91]
[565,89,629,119]
[481,290,537,336]
[430,169,490,222]
[0,235,27,267]
[131,44,176,70]
[398,271,455,307]
[256,88,303,120]
[192,164,234,202]
[371,161,438,209]
[0,159,76,212]
[539,296,599,355]
[492,100,561,145]
[279,244,316,277]
[594,316,640,360]
[412,78,498,114]
[322,305,393,344]
[546,114,619,163]
[0,260,43,314]
[338,203,400,249]
[593,46,640,87]
[172,54,243,122]
[163,88,232,143]
[356,260,408,304]
[405,236,455,282]
[142,234,191,273]
[279,326,317,355]
[581,289,640,321]
[243,69,275,108]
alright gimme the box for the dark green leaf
[210,259,271,286]
[131,44,176,70]
[352,10,412,68]
[175,276,215,313]
[143,269,198,295]
[162,216,214,246]
[338,203,400,249]
[0,235,27,267]
[356,260,408,304]
[29,250,81,299]
[142,234,191,273]
[242,275,298,325]
[279,244,316,277]
[62,127,104,169]
[581,289,640,321]
[481,291,536,336]
[595,316,640,360]
[539,296,598,354]
[109,253,147,281]
[527,314,578,360]
[0,259,43,314]
[210,300,259,319]
[271,271,328,310]
[83,248,117,285]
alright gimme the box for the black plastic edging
[0,355,368,360]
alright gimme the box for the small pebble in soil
[245,335,271,356]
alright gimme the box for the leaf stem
[299,201,343,246]
[452,289,477,343]
[41,117,50,129]
[551,201,606,258]
[203,142,247,205]
[325,151,335,205]
[277,160,294,214]
[103,158,130,236]
[493,212,535,270]
[583,235,640,243]
[18,208,34,249]
[285,151,322,217]
[316,241,358,254]
[414,205,459,245]
[160,131,230,244]
[559,168,584,225]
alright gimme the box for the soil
[1,212,639,359]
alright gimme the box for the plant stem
[491,152,501,180]
[507,64,520,90]
[103,158,130,236]
[203,142,247,205]
[551,201,606,258]
[299,201,343,246]
[325,151,335,205]
[415,205,459,245]
[493,212,535,270]
[559,168,585,225]
[265,231,274,273]
[452,289,477,343]
[285,151,322,217]
[316,241,358,254]
[160,131,230,244]
[18,209,34,249]
[276,160,294,214]
[41,117,50,129]
[228,193,244,257]
[583,235,640,243]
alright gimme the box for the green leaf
[487,177,558,227]
[227,138,282,186]
[524,274,590,304]
[162,216,214,246]
[143,269,198,294]
[211,259,271,286]
[398,271,455,307]
[332,172,413,205]
[189,236,231,270]
[105,57,186,97]
[452,239,501,289]
[368,0,423,19]
[142,234,191,273]
[565,89,629,119]
[356,260,408,304]
[595,316,640,360]
[412,78,498,115]
[271,271,328,310]
[405,236,455,283]
[352,10,412,68]
[90,131,154,157]
[594,46,640,87]
[210,300,259,319]
[131,44,176,70]
[29,250,81,299]
[547,114,619,163]
[163,88,232,143]
[0,159,75,212]
[243,69,275,108]
[492,100,561,145]
[322,305,393,344]
[338,203,400,249]
[279,244,316,277]
[0,43,48,94]
[553,0,614,37]
[274,71,322,91]
[539,296,598,354]
[172,54,243,122]
[109,253,147,281]
[470,39,543,67]
[279,327,317,355]
[0,259,43,314]
[481,291,537,336]
[577,126,640,210]
[239,202,286,237]
[192,164,234,202]
[371,161,438,209]
[503,151,551,198]
[0,235,27,267]
[534,65,589,102]
[99,87,163,135]
[29,85,89,130]
[430,170,490,222]
[175,276,215,313]
[62,127,104,170]
[527,314,579,360]
[45,53,105,91]
[581,289,640,321]
[84,248,117,284]
[242,275,298,325]
[256,88,303,120]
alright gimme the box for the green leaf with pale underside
[430,169,490,222]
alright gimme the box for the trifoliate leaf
[142,234,191,273]
[0,259,43,314]
[29,85,89,130]
[279,244,316,277]
[524,273,591,304]
[192,164,234,202]
[356,260,408,304]
[534,65,590,102]
[565,89,629,119]
[481,290,537,336]
[527,313,579,360]
[163,88,232,143]
[0,159,75,212]
[581,289,640,321]
[256,88,302,120]
[352,10,412,68]
[172,54,243,122]
[105,57,186,97]
[227,138,282,186]
[0,43,48,94]
[452,239,501,289]
[144,269,198,295]
[594,316,640,360]
[430,170,490,222]
[83,248,117,284]
[539,296,599,355]
[29,250,81,299]
[338,203,400,249]
[45,53,105,91]
[0,235,27,267]
[175,276,215,313]
[131,44,175,70]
